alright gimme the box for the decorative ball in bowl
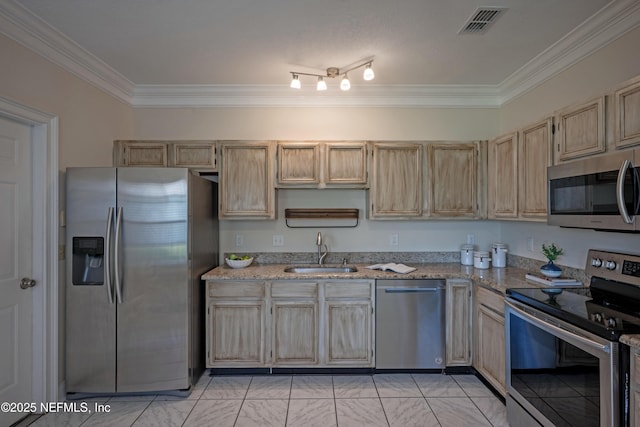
[225,256,253,269]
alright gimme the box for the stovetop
[506,286,640,340]
[507,249,640,341]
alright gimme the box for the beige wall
[0,34,134,170]
[133,106,499,140]
[497,26,640,268]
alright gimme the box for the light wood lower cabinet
[206,281,266,367]
[446,279,472,366]
[206,279,374,368]
[474,285,506,396]
[631,349,640,427]
[271,281,319,366]
[325,282,375,366]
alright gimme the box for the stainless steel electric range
[505,249,640,427]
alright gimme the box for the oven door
[505,298,620,427]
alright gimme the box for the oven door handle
[506,300,610,355]
[617,159,633,224]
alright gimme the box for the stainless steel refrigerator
[65,167,217,395]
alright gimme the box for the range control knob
[592,313,603,323]
[591,258,603,268]
[607,317,617,329]
[605,260,617,270]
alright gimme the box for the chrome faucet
[316,232,328,265]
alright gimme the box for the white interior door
[0,115,34,426]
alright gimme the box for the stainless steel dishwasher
[375,279,446,369]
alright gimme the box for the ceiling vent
[459,7,506,34]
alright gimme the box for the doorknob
[20,277,37,289]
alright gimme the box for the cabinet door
[324,142,368,186]
[170,141,216,170]
[272,301,318,365]
[475,304,506,396]
[428,143,477,217]
[207,301,265,366]
[632,350,640,427]
[555,96,605,162]
[115,141,168,167]
[446,280,472,366]
[277,142,320,186]
[488,133,518,219]
[614,76,640,149]
[370,143,422,218]
[220,141,275,219]
[325,301,373,366]
[519,118,552,220]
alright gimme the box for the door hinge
[551,124,556,135]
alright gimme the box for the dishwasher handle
[383,287,442,293]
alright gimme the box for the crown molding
[132,84,501,108]
[499,0,640,103]
[0,0,135,104]
[1,0,638,108]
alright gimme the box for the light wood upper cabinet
[114,141,168,167]
[277,142,320,186]
[277,141,367,188]
[427,142,479,218]
[446,279,472,366]
[219,141,276,219]
[370,142,422,218]
[324,142,368,186]
[170,141,217,170]
[554,96,605,162]
[614,75,640,149]
[519,118,552,219]
[324,281,374,366]
[488,133,518,219]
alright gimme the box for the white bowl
[225,257,253,269]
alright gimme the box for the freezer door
[115,168,190,392]
[66,167,117,392]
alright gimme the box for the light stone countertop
[620,334,640,350]
[201,262,553,294]
[202,261,640,351]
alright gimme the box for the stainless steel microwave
[547,148,640,232]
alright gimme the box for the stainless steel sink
[284,265,358,273]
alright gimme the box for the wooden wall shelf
[284,208,359,228]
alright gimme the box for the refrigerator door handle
[114,206,123,304]
[105,207,114,304]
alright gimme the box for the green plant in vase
[540,243,564,277]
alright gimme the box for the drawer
[207,281,265,299]
[271,281,318,299]
[325,281,373,299]
[476,285,504,315]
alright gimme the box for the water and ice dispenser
[72,237,104,285]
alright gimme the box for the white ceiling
[2,0,639,106]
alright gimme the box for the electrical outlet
[390,233,399,246]
[273,235,284,246]
[235,234,244,247]
[467,234,475,245]
[527,237,535,252]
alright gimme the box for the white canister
[492,243,508,268]
[474,251,491,269]
[460,244,475,266]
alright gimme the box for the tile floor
[20,373,509,427]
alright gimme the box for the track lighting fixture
[289,60,374,91]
